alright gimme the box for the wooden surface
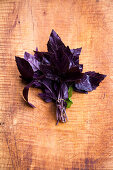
[0,0,113,169]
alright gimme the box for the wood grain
[0,0,113,169]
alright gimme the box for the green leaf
[65,86,73,108]
[65,98,73,108]
[69,97,73,102]
[68,86,73,98]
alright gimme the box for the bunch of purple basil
[15,30,106,124]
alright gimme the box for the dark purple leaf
[38,93,52,103]
[24,52,40,71]
[23,81,35,107]
[74,71,106,93]
[33,70,44,80]
[63,46,83,72]
[15,56,34,81]
[62,66,83,82]
[50,46,70,73]
[78,64,83,72]
[33,81,42,88]
[36,47,38,52]
[70,47,82,65]
[47,29,66,53]
[34,51,51,64]
[39,78,57,100]
[39,64,59,81]
[73,88,88,94]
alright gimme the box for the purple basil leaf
[33,70,44,80]
[40,64,59,81]
[47,29,66,53]
[34,51,42,61]
[65,46,75,69]
[40,78,57,100]
[36,47,38,52]
[53,82,60,94]
[33,81,42,88]
[51,47,70,73]
[74,71,106,93]
[15,56,34,81]
[78,64,83,72]
[34,51,51,65]
[64,46,83,72]
[73,88,88,94]
[24,52,40,71]
[62,66,83,82]
[38,93,52,103]
[70,47,82,65]
[60,46,73,69]
[23,81,35,107]
[42,56,50,65]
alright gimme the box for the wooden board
[0,0,113,169]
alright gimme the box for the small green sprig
[65,86,73,108]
